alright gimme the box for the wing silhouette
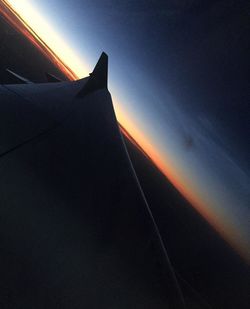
[0,53,186,309]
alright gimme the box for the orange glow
[116,103,249,263]
[0,1,249,264]
[0,0,79,80]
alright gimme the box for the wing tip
[77,52,108,98]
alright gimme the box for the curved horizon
[1,0,249,263]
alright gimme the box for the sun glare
[5,0,89,78]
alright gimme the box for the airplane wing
[3,68,33,84]
[0,53,185,309]
[45,72,62,82]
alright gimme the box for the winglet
[77,52,108,97]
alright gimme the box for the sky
[2,0,250,262]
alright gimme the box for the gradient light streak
[4,0,89,78]
[0,0,78,80]
[1,0,249,263]
[115,102,250,263]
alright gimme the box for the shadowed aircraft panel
[0,54,185,308]
[45,72,62,83]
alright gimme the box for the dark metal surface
[0,57,184,308]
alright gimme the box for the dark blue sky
[30,0,249,167]
[10,0,250,261]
